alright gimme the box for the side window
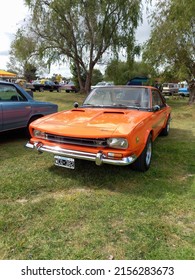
[0,85,26,102]
[152,90,164,107]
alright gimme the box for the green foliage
[91,69,103,85]
[105,59,157,85]
[105,60,129,85]
[24,63,37,81]
[143,0,195,80]
[24,0,143,92]
[7,29,47,76]
[11,29,36,62]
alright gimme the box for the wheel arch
[26,114,44,138]
[27,114,44,127]
[144,129,154,143]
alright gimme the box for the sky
[0,0,153,78]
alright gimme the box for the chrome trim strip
[25,142,137,166]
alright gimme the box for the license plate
[54,155,75,169]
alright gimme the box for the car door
[0,84,32,131]
[151,89,167,138]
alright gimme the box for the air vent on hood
[71,109,85,112]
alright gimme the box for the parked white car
[162,83,179,96]
[91,81,114,90]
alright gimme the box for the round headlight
[33,129,46,139]
[107,138,128,149]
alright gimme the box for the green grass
[0,93,195,260]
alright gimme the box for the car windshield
[83,87,150,109]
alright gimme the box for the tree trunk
[75,62,85,93]
[84,65,94,94]
[188,80,195,104]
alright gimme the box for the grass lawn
[0,92,194,260]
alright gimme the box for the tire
[131,134,152,172]
[160,116,170,136]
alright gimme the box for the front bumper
[25,142,137,166]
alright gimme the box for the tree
[24,0,143,93]
[142,0,195,104]
[70,62,86,90]
[105,60,129,85]
[7,29,47,78]
[91,69,103,86]
[105,59,157,85]
[24,63,37,81]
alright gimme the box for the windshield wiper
[82,103,96,107]
[83,103,141,110]
[112,103,126,106]
[111,103,141,109]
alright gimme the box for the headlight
[107,138,128,149]
[33,129,46,139]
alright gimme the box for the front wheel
[131,134,152,172]
[39,87,44,92]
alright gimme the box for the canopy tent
[127,76,149,86]
[0,70,17,77]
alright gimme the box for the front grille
[45,134,108,147]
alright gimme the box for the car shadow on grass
[0,128,28,143]
[0,129,30,164]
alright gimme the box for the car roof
[0,80,14,85]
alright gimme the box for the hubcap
[146,141,152,166]
[167,121,170,132]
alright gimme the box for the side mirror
[74,102,79,108]
[153,105,160,112]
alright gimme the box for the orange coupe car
[26,86,171,172]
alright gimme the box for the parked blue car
[178,87,189,97]
[0,81,58,133]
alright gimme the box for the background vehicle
[32,80,61,92]
[162,83,179,95]
[0,81,58,133]
[91,81,114,89]
[26,86,171,172]
[178,87,189,97]
[60,82,78,93]
[178,81,189,97]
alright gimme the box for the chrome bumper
[25,142,137,166]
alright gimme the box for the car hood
[32,108,150,137]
